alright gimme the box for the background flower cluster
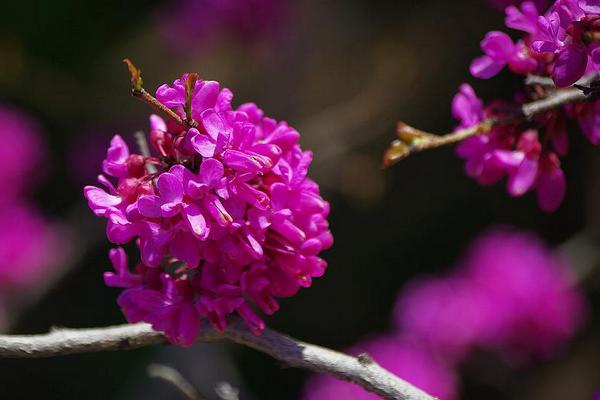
[303,228,586,399]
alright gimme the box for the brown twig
[384,74,600,167]
[123,59,185,127]
[383,119,493,167]
[184,73,199,128]
[0,320,435,400]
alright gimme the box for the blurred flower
[158,0,290,51]
[0,105,46,203]
[0,105,72,333]
[85,74,332,345]
[486,0,550,12]
[462,228,586,363]
[0,204,66,288]
[395,227,586,365]
[394,276,489,364]
[303,335,458,400]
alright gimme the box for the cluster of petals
[0,205,66,289]
[448,1,600,211]
[84,75,332,345]
[0,105,66,294]
[159,0,289,51]
[452,83,567,211]
[473,0,600,87]
[0,105,46,204]
[394,227,586,365]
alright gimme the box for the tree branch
[521,84,590,119]
[147,363,205,400]
[384,74,600,167]
[0,320,435,400]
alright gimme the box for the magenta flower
[394,276,490,363]
[580,0,600,13]
[303,336,458,400]
[395,228,586,365]
[158,0,290,51]
[463,228,586,362]
[85,74,332,345]
[0,204,67,288]
[505,2,543,34]
[451,84,485,129]
[0,105,46,203]
[470,31,537,78]
[475,0,600,87]
[452,84,567,211]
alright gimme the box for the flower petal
[470,55,506,79]
[553,44,588,87]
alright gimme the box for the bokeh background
[0,0,599,399]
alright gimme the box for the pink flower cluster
[0,106,46,204]
[395,228,586,365]
[303,228,585,399]
[453,1,600,211]
[84,75,333,345]
[473,0,600,86]
[159,0,289,51]
[0,105,67,313]
[452,84,567,211]
[0,205,65,288]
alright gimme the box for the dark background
[0,0,598,399]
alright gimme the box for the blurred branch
[148,363,205,400]
[134,130,159,175]
[384,74,599,167]
[214,382,240,400]
[0,320,435,400]
[524,75,555,87]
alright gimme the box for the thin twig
[383,120,493,166]
[0,320,435,400]
[148,363,205,400]
[384,74,600,167]
[184,73,199,128]
[123,59,185,127]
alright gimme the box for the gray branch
[148,363,206,400]
[0,320,435,400]
[522,73,599,119]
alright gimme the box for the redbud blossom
[85,75,332,345]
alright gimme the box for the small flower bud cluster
[85,75,333,345]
